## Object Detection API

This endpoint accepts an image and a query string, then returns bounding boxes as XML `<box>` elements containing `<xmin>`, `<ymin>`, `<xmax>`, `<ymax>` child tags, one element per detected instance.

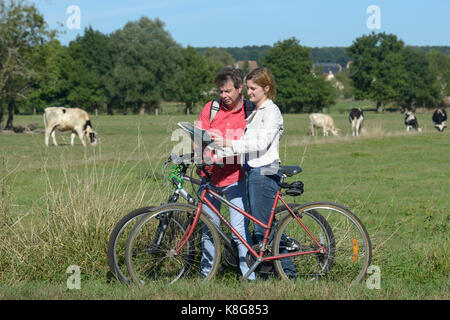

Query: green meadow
<box><xmin>0</xmin><ymin>107</ymin><xmax>448</xmax><ymax>300</ymax></box>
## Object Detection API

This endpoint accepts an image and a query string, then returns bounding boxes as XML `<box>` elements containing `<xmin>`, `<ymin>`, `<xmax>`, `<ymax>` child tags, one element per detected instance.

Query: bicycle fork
<box><xmin>148</xmin><ymin>192</ymin><xmax>181</xmax><ymax>253</ymax></box>
<box><xmin>148</xmin><ymin>212</ymin><xmax>172</xmax><ymax>253</ymax></box>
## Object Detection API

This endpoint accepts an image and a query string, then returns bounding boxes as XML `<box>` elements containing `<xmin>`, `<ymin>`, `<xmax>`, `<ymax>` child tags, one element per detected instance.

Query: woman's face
<box><xmin>246</xmin><ymin>79</ymin><xmax>268</xmax><ymax>107</ymax></box>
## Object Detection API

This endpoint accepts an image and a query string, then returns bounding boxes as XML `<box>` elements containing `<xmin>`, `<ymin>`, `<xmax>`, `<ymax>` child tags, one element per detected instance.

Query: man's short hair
<box><xmin>214</xmin><ymin>67</ymin><xmax>244</xmax><ymax>89</ymax></box>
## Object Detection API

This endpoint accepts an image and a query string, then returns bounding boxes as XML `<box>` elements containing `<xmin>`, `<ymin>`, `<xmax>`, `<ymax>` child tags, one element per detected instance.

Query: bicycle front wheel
<box><xmin>125</xmin><ymin>203</ymin><xmax>222</xmax><ymax>285</ymax></box>
<box><xmin>107</xmin><ymin>206</ymin><xmax>155</xmax><ymax>284</ymax></box>
<box><xmin>273</xmin><ymin>202</ymin><xmax>371</xmax><ymax>286</ymax></box>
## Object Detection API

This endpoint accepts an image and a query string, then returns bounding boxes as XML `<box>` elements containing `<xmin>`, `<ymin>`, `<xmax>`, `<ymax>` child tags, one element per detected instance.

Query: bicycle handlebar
<box><xmin>168</xmin><ymin>153</ymin><xmax>225</xmax><ymax>168</ymax></box>
<box><xmin>166</xmin><ymin>153</ymin><xmax>224</xmax><ymax>193</ymax></box>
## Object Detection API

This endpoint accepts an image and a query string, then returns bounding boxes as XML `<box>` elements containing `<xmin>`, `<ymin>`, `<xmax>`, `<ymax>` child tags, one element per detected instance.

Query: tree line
<box><xmin>1</xmin><ymin>1</ymin><xmax>449</xmax><ymax>129</ymax></box>
<box><xmin>199</xmin><ymin>45</ymin><xmax>450</xmax><ymax>70</ymax></box>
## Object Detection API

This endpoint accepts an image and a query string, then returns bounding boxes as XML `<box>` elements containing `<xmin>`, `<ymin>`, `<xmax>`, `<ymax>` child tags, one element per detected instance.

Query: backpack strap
<box><xmin>209</xmin><ymin>98</ymin><xmax>255</xmax><ymax>123</ymax></box>
<box><xmin>209</xmin><ymin>99</ymin><xmax>221</xmax><ymax>123</ymax></box>
<box><xmin>243</xmin><ymin>99</ymin><xmax>255</xmax><ymax>119</ymax></box>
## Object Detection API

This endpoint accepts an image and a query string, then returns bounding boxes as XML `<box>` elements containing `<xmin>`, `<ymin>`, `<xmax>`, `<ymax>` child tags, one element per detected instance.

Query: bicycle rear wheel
<box><xmin>273</xmin><ymin>202</ymin><xmax>371</xmax><ymax>286</ymax></box>
<box><xmin>125</xmin><ymin>203</ymin><xmax>222</xmax><ymax>285</ymax></box>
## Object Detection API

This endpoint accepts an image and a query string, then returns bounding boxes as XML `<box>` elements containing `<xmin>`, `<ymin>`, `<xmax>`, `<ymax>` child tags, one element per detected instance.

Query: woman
<box><xmin>213</xmin><ymin>67</ymin><xmax>296</xmax><ymax>277</ymax></box>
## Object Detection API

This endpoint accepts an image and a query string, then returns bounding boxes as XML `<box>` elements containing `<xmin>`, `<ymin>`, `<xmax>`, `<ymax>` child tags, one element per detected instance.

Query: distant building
<box><xmin>313</xmin><ymin>62</ymin><xmax>344</xmax><ymax>90</ymax></box>
<box><xmin>313</xmin><ymin>62</ymin><xmax>343</xmax><ymax>75</ymax></box>
<box><xmin>235</xmin><ymin>60</ymin><xmax>258</xmax><ymax>71</ymax></box>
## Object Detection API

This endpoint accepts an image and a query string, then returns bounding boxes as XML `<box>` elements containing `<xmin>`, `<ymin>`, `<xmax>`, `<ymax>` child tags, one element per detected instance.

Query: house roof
<box><xmin>313</xmin><ymin>62</ymin><xmax>342</xmax><ymax>74</ymax></box>
<box><xmin>235</xmin><ymin>60</ymin><xmax>258</xmax><ymax>70</ymax></box>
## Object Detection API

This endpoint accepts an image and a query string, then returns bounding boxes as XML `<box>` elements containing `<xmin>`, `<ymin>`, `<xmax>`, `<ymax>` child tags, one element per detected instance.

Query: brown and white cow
<box><xmin>43</xmin><ymin>107</ymin><xmax>98</xmax><ymax>146</ymax></box>
<box><xmin>309</xmin><ymin>113</ymin><xmax>340</xmax><ymax>136</ymax></box>
<box><xmin>349</xmin><ymin>108</ymin><xmax>364</xmax><ymax>136</ymax></box>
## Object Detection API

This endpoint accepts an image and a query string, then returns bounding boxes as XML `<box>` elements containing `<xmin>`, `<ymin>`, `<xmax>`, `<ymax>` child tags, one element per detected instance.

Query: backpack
<box><xmin>209</xmin><ymin>98</ymin><xmax>255</xmax><ymax>123</ymax></box>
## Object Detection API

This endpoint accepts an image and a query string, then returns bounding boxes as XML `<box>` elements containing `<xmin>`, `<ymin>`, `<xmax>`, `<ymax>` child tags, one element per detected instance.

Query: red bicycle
<box><xmin>125</xmin><ymin>154</ymin><xmax>372</xmax><ymax>286</ymax></box>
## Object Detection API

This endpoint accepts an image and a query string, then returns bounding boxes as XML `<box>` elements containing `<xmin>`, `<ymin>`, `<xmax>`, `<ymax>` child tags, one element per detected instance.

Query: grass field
<box><xmin>0</xmin><ymin>108</ymin><xmax>448</xmax><ymax>300</ymax></box>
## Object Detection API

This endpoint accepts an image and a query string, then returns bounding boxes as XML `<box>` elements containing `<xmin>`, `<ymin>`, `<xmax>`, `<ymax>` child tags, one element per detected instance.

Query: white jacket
<box><xmin>230</xmin><ymin>99</ymin><xmax>284</xmax><ymax>169</ymax></box>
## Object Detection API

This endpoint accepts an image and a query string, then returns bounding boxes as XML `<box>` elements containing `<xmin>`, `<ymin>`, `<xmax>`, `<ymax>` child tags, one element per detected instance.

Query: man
<box><xmin>195</xmin><ymin>67</ymin><xmax>255</xmax><ymax>280</ymax></box>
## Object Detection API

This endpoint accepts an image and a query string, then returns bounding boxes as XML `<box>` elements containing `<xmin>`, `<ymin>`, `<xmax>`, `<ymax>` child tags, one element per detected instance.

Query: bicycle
<box><xmin>124</xmin><ymin>154</ymin><xmax>372</xmax><ymax>286</ymax></box>
<box><xmin>107</xmin><ymin>154</ymin><xmax>201</xmax><ymax>283</ymax></box>
<box><xmin>107</xmin><ymin>153</ymin><xmax>242</xmax><ymax>284</ymax></box>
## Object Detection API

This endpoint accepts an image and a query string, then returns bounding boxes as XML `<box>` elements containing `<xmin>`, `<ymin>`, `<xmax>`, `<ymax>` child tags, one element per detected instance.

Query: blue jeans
<box><xmin>201</xmin><ymin>177</ymin><xmax>255</xmax><ymax>280</ymax></box>
<box><xmin>247</xmin><ymin>167</ymin><xmax>297</xmax><ymax>276</ymax></box>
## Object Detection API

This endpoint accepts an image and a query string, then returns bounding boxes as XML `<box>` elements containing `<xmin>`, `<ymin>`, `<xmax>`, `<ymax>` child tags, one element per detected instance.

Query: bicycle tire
<box><xmin>273</xmin><ymin>202</ymin><xmax>371</xmax><ymax>286</ymax></box>
<box><xmin>125</xmin><ymin>203</ymin><xmax>222</xmax><ymax>285</ymax></box>
<box><xmin>107</xmin><ymin>206</ymin><xmax>155</xmax><ymax>284</ymax></box>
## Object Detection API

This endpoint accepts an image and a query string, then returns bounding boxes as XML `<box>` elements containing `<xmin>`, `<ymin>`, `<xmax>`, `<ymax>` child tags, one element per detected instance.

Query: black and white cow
<box><xmin>432</xmin><ymin>108</ymin><xmax>447</xmax><ymax>132</ymax></box>
<box><xmin>349</xmin><ymin>108</ymin><xmax>364</xmax><ymax>136</ymax></box>
<box><xmin>404</xmin><ymin>110</ymin><xmax>422</xmax><ymax>132</ymax></box>
<box><xmin>43</xmin><ymin>107</ymin><xmax>98</xmax><ymax>146</ymax></box>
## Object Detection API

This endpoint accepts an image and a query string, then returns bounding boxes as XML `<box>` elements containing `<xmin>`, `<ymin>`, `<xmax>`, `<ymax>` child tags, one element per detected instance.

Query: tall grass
<box><xmin>0</xmin><ymin>148</ymin><xmax>168</xmax><ymax>284</ymax></box>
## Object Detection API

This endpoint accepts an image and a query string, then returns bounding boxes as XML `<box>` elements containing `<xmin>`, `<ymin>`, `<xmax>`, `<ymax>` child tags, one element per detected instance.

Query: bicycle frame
<box><xmin>174</xmin><ymin>182</ymin><xmax>328</xmax><ymax>275</ymax></box>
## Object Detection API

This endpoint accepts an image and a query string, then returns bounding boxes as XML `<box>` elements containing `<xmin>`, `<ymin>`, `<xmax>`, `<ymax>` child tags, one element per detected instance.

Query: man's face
<box><xmin>219</xmin><ymin>80</ymin><xmax>242</xmax><ymax>108</ymax></box>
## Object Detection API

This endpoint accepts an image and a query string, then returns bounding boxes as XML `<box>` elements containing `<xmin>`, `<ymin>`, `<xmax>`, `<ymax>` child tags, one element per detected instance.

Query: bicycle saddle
<box><xmin>278</xmin><ymin>165</ymin><xmax>302</xmax><ymax>177</ymax></box>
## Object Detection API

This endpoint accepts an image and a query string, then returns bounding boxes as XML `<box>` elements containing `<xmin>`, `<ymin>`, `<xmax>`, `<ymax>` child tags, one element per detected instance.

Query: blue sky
<box><xmin>31</xmin><ymin>0</ymin><xmax>450</xmax><ymax>47</ymax></box>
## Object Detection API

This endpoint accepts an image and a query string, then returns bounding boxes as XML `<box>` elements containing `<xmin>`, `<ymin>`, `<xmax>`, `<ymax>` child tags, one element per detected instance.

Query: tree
<box><xmin>240</xmin><ymin>60</ymin><xmax>250</xmax><ymax>76</ymax></box>
<box><xmin>348</xmin><ymin>32</ymin><xmax>441</xmax><ymax>111</ymax></box>
<box><xmin>24</xmin><ymin>39</ymin><xmax>74</xmax><ymax>114</ymax></box>
<box><xmin>310</xmin><ymin>47</ymin><xmax>349</xmax><ymax>67</ymax></box>
<box><xmin>397</xmin><ymin>47</ymin><xmax>440</xmax><ymax>109</ymax></box>
<box><xmin>178</xmin><ymin>46</ymin><xmax>217</xmax><ymax>114</ymax></box>
<box><xmin>65</xmin><ymin>27</ymin><xmax>112</xmax><ymax>113</ymax></box>
<box><xmin>347</xmin><ymin>32</ymin><xmax>406</xmax><ymax>111</ymax></box>
<box><xmin>106</xmin><ymin>17</ymin><xmax>183</xmax><ymax>114</ymax></box>
<box><xmin>333</xmin><ymin>70</ymin><xmax>353</xmax><ymax>99</ymax></box>
<box><xmin>202</xmin><ymin>47</ymin><xmax>234</xmax><ymax>67</ymax></box>
<box><xmin>260</xmin><ymin>38</ymin><xmax>335</xmax><ymax>113</ymax></box>
<box><xmin>427</xmin><ymin>50</ymin><xmax>450</xmax><ymax>101</ymax></box>
<box><xmin>0</xmin><ymin>0</ymin><xmax>54</xmax><ymax>128</ymax></box>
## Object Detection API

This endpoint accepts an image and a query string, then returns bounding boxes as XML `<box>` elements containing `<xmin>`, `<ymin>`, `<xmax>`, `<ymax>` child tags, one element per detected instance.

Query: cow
<box><xmin>432</xmin><ymin>108</ymin><xmax>447</xmax><ymax>132</ymax></box>
<box><xmin>43</xmin><ymin>107</ymin><xmax>98</xmax><ymax>147</ymax></box>
<box><xmin>309</xmin><ymin>113</ymin><xmax>340</xmax><ymax>136</ymax></box>
<box><xmin>404</xmin><ymin>110</ymin><xmax>422</xmax><ymax>132</ymax></box>
<box><xmin>349</xmin><ymin>108</ymin><xmax>364</xmax><ymax>136</ymax></box>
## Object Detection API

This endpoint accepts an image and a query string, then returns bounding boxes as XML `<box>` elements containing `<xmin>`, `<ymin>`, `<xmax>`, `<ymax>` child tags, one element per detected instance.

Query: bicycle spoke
<box><xmin>273</xmin><ymin>203</ymin><xmax>371</xmax><ymax>286</ymax></box>
<box><xmin>126</xmin><ymin>204</ymin><xmax>221</xmax><ymax>285</ymax></box>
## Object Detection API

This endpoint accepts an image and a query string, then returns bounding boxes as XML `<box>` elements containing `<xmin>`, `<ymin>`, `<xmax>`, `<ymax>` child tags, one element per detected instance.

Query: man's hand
<box><xmin>210</xmin><ymin>133</ymin><xmax>232</xmax><ymax>148</ymax></box>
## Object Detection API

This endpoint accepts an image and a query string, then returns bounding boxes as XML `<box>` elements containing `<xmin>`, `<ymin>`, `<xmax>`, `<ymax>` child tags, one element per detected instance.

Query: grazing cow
<box><xmin>432</xmin><ymin>108</ymin><xmax>447</xmax><ymax>132</ymax></box>
<box><xmin>404</xmin><ymin>110</ymin><xmax>422</xmax><ymax>132</ymax></box>
<box><xmin>309</xmin><ymin>113</ymin><xmax>340</xmax><ymax>136</ymax></box>
<box><xmin>43</xmin><ymin>107</ymin><xmax>98</xmax><ymax>146</ymax></box>
<box><xmin>349</xmin><ymin>108</ymin><xmax>364</xmax><ymax>136</ymax></box>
